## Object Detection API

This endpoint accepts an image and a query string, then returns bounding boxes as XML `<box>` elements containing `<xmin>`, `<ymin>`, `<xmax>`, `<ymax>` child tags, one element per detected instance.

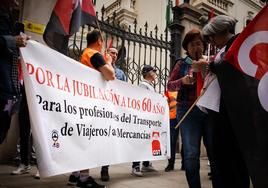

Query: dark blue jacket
<box><xmin>0</xmin><ymin>9</ymin><xmax>19</xmax><ymax>100</ymax></box>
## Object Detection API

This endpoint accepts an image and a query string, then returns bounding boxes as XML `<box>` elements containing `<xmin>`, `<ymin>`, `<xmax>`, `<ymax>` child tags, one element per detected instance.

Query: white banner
<box><xmin>196</xmin><ymin>73</ymin><xmax>220</xmax><ymax>112</ymax></box>
<box><xmin>20</xmin><ymin>41</ymin><xmax>170</xmax><ymax>178</ymax></box>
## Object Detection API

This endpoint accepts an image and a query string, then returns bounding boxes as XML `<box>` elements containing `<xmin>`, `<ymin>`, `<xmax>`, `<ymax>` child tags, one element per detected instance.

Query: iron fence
<box><xmin>68</xmin><ymin>9</ymin><xmax>171</xmax><ymax>93</ymax></box>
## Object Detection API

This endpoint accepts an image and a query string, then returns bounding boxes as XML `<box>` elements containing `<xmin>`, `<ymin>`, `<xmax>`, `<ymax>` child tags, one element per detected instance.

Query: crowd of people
<box><xmin>0</xmin><ymin>0</ymin><xmax>252</xmax><ymax>188</ymax></box>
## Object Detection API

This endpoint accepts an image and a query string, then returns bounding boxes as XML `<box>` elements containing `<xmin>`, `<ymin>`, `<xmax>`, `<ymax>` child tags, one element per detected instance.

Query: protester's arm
<box><xmin>192</xmin><ymin>59</ymin><xmax>209</xmax><ymax>78</ymax></box>
<box><xmin>167</xmin><ymin>61</ymin><xmax>194</xmax><ymax>91</ymax></box>
<box><xmin>91</xmin><ymin>53</ymin><xmax>115</xmax><ymax>81</ymax></box>
<box><xmin>99</xmin><ymin>64</ymin><xmax>116</xmax><ymax>81</ymax></box>
<box><xmin>0</xmin><ymin>35</ymin><xmax>16</xmax><ymax>52</ymax></box>
<box><xmin>167</xmin><ymin>62</ymin><xmax>182</xmax><ymax>91</ymax></box>
<box><xmin>0</xmin><ymin>34</ymin><xmax>30</xmax><ymax>52</ymax></box>
<box><xmin>192</xmin><ymin>59</ymin><xmax>209</xmax><ymax>72</ymax></box>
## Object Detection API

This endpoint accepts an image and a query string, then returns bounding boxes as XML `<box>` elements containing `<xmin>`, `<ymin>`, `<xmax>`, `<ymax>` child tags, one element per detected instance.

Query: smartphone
<box><xmin>184</xmin><ymin>56</ymin><xmax>193</xmax><ymax>65</ymax></box>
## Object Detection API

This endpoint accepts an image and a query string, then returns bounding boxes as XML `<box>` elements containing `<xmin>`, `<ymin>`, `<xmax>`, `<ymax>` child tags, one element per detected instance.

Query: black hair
<box><xmin>229</xmin><ymin>26</ymin><xmax>236</xmax><ymax>34</ymax></box>
<box><xmin>182</xmin><ymin>29</ymin><xmax>206</xmax><ymax>54</ymax></box>
<box><xmin>86</xmin><ymin>29</ymin><xmax>102</xmax><ymax>46</ymax></box>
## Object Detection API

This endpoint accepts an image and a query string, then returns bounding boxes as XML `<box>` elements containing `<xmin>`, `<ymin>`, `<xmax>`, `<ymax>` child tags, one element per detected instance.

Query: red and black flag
<box><xmin>43</xmin><ymin>0</ymin><xmax>96</xmax><ymax>54</ymax></box>
<box><xmin>222</xmin><ymin>5</ymin><xmax>268</xmax><ymax>188</ymax></box>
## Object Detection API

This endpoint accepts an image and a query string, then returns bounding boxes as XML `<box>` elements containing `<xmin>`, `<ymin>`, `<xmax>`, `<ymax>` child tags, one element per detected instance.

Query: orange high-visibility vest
<box><xmin>80</xmin><ymin>48</ymin><xmax>99</xmax><ymax>69</ymax></box>
<box><xmin>80</xmin><ymin>48</ymin><xmax>110</xmax><ymax>69</ymax></box>
<box><xmin>167</xmin><ymin>91</ymin><xmax>178</xmax><ymax>119</ymax></box>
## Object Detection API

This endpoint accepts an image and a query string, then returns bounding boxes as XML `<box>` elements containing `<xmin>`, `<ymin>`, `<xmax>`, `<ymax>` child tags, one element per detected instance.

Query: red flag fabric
<box><xmin>106</xmin><ymin>37</ymin><xmax>113</xmax><ymax>49</ymax></box>
<box><xmin>43</xmin><ymin>0</ymin><xmax>96</xmax><ymax>54</ymax></box>
<box><xmin>225</xmin><ymin>5</ymin><xmax>268</xmax><ymax>80</ymax></box>
<box><xmin>209</xmin><ymin>8</ymin><xmax>215</xmax><ymax>19</ymax></box>
<box><xmin>196</xmin><ymin>72</ymin><xmax>203</xmax><ymax>96</ymax></box>
<box><xmin>222</xmin><ymin>5</ymin><xmax>268</xmax><ymax>188</ymax></box>
<box><xmin>176</xmin><ymin>0</ymin><xmax>180</xmax><ymax>6</ymax></box>
<box><xmin>225</xmin><ymin>4</ymin><xmax>268</xmax><ymax>112</ymax></box>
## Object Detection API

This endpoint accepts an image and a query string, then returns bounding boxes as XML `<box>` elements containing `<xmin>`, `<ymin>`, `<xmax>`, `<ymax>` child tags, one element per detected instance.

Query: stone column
<box><xmin>169</xmin><ymin>6</ymin><xmax>184</xmax><ymax>70</ymax></box>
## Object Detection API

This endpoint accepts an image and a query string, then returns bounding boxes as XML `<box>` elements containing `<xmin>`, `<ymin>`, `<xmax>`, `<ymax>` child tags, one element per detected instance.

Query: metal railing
<box><xmin>68</xmin><ymin>9</ymin><xmax>171</xmax><ymax>93</ymax></box>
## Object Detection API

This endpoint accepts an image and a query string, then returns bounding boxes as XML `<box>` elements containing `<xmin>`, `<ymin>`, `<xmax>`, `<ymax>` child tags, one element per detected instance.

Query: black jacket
<box><xmin>0</xmin><ymin>8</ymin><xmax>19</xmax><ymax>100</ymax></box>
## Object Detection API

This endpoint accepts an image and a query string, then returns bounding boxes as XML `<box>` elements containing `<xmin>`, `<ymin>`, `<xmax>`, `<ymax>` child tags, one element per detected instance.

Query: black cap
<box><xmin>142</xmin><ymin>65</ymin><xmax>157</xmax><ymax>75</ymax></box>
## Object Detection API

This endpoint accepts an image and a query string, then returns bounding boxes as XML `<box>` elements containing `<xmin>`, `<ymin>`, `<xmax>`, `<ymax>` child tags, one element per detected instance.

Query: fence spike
<box><xmin>134</xmin><ymin>18</ymin><xmax>137</xmax><ymax>33</ymax></box>
<box><xmin>154</xmin><ymin>25</ymin><xmax>158</xmax><ymax>39</ymax></box>
<box><xmin>164</xmin><ymin>28</ymin><xmax>168</xmax><ymax>41</ymax></box>
<box><xmin>144</xmin><ymin>22</ymin><xmax>148</xmax><ymax>36</ymax></box>
<box><xmin>101</xmin><ymin>5</ymin><xmax>105</xmax><ymax>21</ymax></box>
<box><xmin>112</xmin><ymin>11</ymin><xmax>116</xmax><ymax>26</ymax></box>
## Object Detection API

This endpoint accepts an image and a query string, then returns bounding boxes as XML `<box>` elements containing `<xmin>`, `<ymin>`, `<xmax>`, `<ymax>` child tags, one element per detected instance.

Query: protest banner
<box><xmin>20</xmin><ymin>40</ymin><xmax>170</xmax><ymax>178</ymax></box>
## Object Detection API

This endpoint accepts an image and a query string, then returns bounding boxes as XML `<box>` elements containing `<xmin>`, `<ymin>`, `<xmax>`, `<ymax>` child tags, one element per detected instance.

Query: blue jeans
<box><xmin>178</xmin><ymin>106</ymin><xmax>213</xmax><ymax>188</ymax></box>
<box><xmin>168</xmin><ymin>118</ymin><xmax>180</xmax><ymax>166</ymax></box>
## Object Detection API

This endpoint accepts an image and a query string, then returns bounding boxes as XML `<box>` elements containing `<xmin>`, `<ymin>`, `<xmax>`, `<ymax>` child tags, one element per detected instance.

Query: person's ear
<box><xmin>97</xmin><ymin>38</ymin><xmax>102</xmax><ymax>46</ymax></box>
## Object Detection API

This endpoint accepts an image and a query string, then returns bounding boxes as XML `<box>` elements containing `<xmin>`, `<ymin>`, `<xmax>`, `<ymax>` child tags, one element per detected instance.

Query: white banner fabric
<box><xmin>20</xmin><ymin>41</ymin><xmax>170</xmax><ymax>178</ymax></box>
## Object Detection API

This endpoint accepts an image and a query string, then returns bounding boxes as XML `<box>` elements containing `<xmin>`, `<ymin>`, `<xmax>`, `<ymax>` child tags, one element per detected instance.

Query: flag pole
<box><xmin>95</xmin><ymin>19</ymin><xmax>105</xmax><ymax>45</ymax></box>
<box><xmin>175</xmin><ymin>69</ymin><xmax>216</xmax><ymax>130</ymax></box>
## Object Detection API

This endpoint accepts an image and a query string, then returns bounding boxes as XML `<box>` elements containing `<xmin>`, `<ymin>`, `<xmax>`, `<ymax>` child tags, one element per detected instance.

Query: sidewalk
<box><xmin>0</xmin><ymin>158</ymin><xmax>212</xmax><ymax>188</ymax></box>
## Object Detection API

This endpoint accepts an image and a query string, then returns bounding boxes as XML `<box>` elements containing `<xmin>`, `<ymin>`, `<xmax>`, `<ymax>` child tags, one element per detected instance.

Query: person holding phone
<box><xmin>167</xmin><ymin>29</ymin><xmax>217</xmax><ymax>188</ymax></box>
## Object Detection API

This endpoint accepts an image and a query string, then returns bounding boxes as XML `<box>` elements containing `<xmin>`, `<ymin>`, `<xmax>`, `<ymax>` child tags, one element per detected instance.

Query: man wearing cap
<box><xmin>139</xmin><ymin>65</ymin><xmax>157</xmax><ymax>91</ymax></box>
<box><xmin>131</xmin><ymin>65</ymin><xmax>157</xmax><ymax>177</ymax></box>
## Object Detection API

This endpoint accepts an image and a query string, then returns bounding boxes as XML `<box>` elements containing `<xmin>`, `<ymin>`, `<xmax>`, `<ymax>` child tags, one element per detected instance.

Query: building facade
<box><xmin>0</xmin><ymin>0</ymin><xmax>265</xmax><ymax>162</ymax></box>
<box><xmin>97</xmin><ymin>0</ymin><xmax>264</xmax><ymax>30</ymax></box>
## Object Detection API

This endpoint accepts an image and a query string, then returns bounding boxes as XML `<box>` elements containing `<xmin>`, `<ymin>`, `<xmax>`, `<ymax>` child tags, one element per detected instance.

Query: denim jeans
<box><xmin>168</xmin><ymin>118</ymin><xmax>180</xmax><ymax>166</ymax></box>
<box><xmin>178</xmin><ymin>106</ymin><xmax>213</xmax><ymax>188</ymax></box>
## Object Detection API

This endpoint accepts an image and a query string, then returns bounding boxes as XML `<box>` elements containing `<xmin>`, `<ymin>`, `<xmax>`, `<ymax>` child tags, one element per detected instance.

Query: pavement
<box><xmin>0</xmin><ymin>158</ymin><xmax>213</xmax><ymax>188</ymax></box>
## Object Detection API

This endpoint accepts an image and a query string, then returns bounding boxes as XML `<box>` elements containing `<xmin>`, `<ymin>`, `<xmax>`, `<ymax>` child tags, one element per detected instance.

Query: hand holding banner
<box><xmin>20</xmin><ymin>40</ymin><xmax>170</xmax><ymax>178</ymax></box>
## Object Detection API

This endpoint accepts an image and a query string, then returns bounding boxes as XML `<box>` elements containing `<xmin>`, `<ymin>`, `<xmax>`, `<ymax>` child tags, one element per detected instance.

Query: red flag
<box><xmin>209</xmin><ymin>8</ymin><xmax>215</xmax><ymax>19</ymax></box>
<box><xmin>225</xmin><ymin>4</ymin><xmax>268</xmax><ymax>112</ymax></box>
<box><xmin>225</xmin><ymin>5</ymin><xmax>268</xmax><ymax>80</ymax></box>
<box><xmin>106</xmin><ymin>37</ymin><xmax>113</xmax><ymax>49</ymax></box>
<box><xmin>176</xmin><ymin>0</ymin><xmax>180</xmax><ymax>6</ymax></box>
<box><xmin>43</xmin><ymin>0</ymin><xmax>96</xmax><ymax>54</ymax></box>
<box><xmin>222</xmin><ymin>5</ymin><xmax>268</xmax><ymax>188</ymax></box>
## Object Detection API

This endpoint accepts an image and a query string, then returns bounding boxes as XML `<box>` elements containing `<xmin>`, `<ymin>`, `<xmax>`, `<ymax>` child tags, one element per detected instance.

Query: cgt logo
<box><xmin>152</xmin><ymin>131</ymin><xmax>161</xmax><ymax>156</ymax></box>
<box><xmin>52</xmin><ymin>130</ymin><xmax>60</xmax><ymax>148</ymax></box>
<box><xmin>237</xmin><ymin>31</ymin><xmax>268</xmax><ymax>112</ymax></box>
